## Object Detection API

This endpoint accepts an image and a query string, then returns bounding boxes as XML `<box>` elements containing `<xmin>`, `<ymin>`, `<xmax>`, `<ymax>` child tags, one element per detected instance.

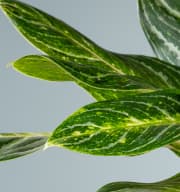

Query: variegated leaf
<box><xmin>48</xmin><ymin>90</ymin><xmax>180</xmax><ymax>156</ymax></box>
<box><xmin>1</xmin><ymin>0</ymin><xmax>180</xmax><ymax>158</ymax></box>
<box><xmin>13</xmin><ymin>55</ymin><xmax>156</xmax><ymax>100</ymax></box>
<box><xmin>115</xmin><ymin>54</ymin><xmax>180</xmax><ymax>89</ymax></box>
<box><xmin>0</xmin><ymin>132</ymin><xmax>49</xmax><ymax>161</ymax></box>
<box><xmin>2</xmin><ymin>0</ymin><xmax>180</xmax><ymax>99</ymax></box>
<box><xmin>0</xmin><ymin>0</ymin><xmax>130</xmax><ymax>75</ymax></box>
<box><xmin>138</xmin><ymin>0</ymin><xmax>180</xmax><ymax>66</ymax></box>
<box><xmin>13</xmin><ymin>54</ymin><xmax>180</xmax><ymax>100</ymax></box>
<box><xmin>0</xmin><ymin>0</ymin><xmax>154</xmax><ymax>101</ymax></box>
<box><xmin>97</xmin><ymin>173</ymin><xmax>180</xmax><ymax>192</ymax></box>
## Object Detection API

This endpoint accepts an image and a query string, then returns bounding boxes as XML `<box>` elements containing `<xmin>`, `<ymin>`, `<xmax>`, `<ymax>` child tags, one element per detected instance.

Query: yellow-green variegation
<box><xmin>0</xmin><ymin>0</ymin><xmax>129</xmax><ymax>75</ymax></box>
<box><xmin>1</xmin><ymin>0</ymin><xmax>180</xmax><ymax>100</ymax></box>
<box><xmin>12</xmin><ymin>54</ymin><xmax>180</xmax><ymax>100</ymax></box>
<box><xmin>12</xmin><ymin>55</ymin><xmax>155</xmax><ymax>100</ymax></box>
<box><xmin>0</xmin><ymin>0</ymin><xmax>180</xmax><ymax>160</ymax></box>
<box><xmin>48</xmin><ymin>90</ymin><xmax>180</xmax><ymax>156</ymax></box>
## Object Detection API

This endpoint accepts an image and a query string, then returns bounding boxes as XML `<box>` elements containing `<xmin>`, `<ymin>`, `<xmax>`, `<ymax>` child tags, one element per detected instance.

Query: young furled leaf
<box><xmin>48</xmin><ymin>90</ymin><xmax>180</xmax><ymax>156</ymax></box>
<box><xmin>97</xmin><ymin>173</ymin><xmax>180</xmax><ymax>192</ymax></box>
<box><xmin>0</xmin><ymin>132</ymin><xmax>49</xmax><ymax>161</ymax></box>
<box><xmin>138</xmin><ymin>0</ymin><xmax>180</xmax><ymax>66</ymax></box>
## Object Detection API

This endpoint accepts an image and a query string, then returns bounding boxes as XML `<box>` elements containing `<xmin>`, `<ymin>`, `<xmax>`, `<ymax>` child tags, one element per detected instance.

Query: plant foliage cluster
<box><xmin>0</xmin><ymin>0</ymin><xmax>179</xmax><ymax>191</ymax></box>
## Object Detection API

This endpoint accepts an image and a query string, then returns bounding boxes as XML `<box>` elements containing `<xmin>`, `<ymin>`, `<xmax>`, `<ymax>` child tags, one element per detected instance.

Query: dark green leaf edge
<box><xmin>97</xmin><ymin>172</ymin><xmax>180</xmax><ymax>192</ymax></box>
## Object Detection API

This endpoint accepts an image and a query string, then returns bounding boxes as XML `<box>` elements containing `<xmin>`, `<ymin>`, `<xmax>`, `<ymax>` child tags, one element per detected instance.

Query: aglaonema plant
<box><xmin>0</xmin><ymin>0</ymin><xmax>179</xmax><ymax>191</ymax></box>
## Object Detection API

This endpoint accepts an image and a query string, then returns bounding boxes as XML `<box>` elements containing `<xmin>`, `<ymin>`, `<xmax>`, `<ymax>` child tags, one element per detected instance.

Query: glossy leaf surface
<box><xmin>13</xmin><ymin>53</ymin><xmax>180</xmax><ymax>100</ymax></box>
<box><xmin>1</xmin><ymin>0</ymin><xmax>180</xmax><ymax>159</ymax></box>
<box><xmin>0</xmin><ymin>132</ymin><xmax>49</xmax><ymax>161</ymax></box>
<box><xmin>12</xmin><ymin>55</ymin><xmax>155</xmax><ymax>100</ymax></box>
<box><xmin>97</xmin><ymin>173</ymin><xmax>180</xmax><ymax>192</ymax></box>
<box><xmin>0</xmin><ymin>0</ymin><xmax>129</xmax><ymax>75</ymax></box>
<box><xmin>2</xmin><ymin>0</ymin><xmax>180</xmax><ymax>100</ymax></box>
<box><xmin>0</xmin><ymin>0</ymin><xmax>155</xmax><ymax>101</ymax></box>
<box><xmin>115</xmin><ymin>54</ymin><xmax>180</xmax><ymax>90</ymax></box>
<box><xmin>139</xmin><ymin>0</ymin><xmax>180</xmax><ymax>66</ymax></box>
<box><xmin>48</xmin><ymin>90</ymin><xmax>180</xmax><ymax>156</ymax></box>
<box><xmin>13</xmin><ymin>55</ymin><xmax>73</xmax><ymax>81</ymax></box>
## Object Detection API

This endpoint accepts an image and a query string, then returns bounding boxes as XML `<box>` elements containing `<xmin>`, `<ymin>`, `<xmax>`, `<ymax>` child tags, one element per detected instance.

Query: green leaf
<box><xmin>114</xmin><ymin>54</ymin><xmax>180</xmax><ymax>90</ymax></box>
<box><xmin>2</xmin><ymin>0</ymin><xmax>180</xmax><ymax>100</ymax></box>
<box><xmin>138</xmin><ymin>0</ymin><xmax>180</xmax><ymax>66</ymax></box>
<box><xmin>0</xmin><ymin>132</ymin><xmax>49</xmax><ymax>161</ymax></box>
<box><xmin>13</xmin><ymin>55</ymin><xmax>73</xmax><ymax>81</ymax></box>
<box><xmin>0</xmin><ymin>0</ymin><xmax>131</xmax><ymax>75</ymax></box>
<box><xmin>12</xmin><ymin>55</ymin><xmax>155</xmax><ymax>100</ymax></box>
<box><xmin>97</xmin><ymin>173</ymin><xmax>180</xmax><ymax>192</ymax></box>
<box><xmin>1</xmin><ymin>0</ymin><xmax>180</xmax><ymax>158</ymax></box>
<box><xmin>13</xmin><ymin>53</ymin><xmax>180</xmax><ymax>100</ymax></box>
<box><xmin>1</xmin><ymin>0</ymin><xmax>156</xmax><ymax>100</ymax></box>
<box><xmin>12</xmin><ymin>54</ymin><xmax>180</xmax><ymax>90</ymax></box>
<box><xmin>48</xmin><ymin>90</ymin><xmax>180</xmax><ymax>156</ymax></box>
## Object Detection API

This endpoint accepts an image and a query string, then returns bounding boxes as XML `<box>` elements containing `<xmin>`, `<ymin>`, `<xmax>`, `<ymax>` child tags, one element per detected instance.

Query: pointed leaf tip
<box><xmin>13</xmin><ymin>55</ymin><xmax>73</xmax><ymax>82</ymax></box>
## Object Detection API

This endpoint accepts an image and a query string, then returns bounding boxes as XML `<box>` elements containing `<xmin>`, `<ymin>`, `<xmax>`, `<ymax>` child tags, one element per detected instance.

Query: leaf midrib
<box><xmin>59</xmin><ymin>119</ymin><xmax>180</xmax><ymax>136</ymax></box>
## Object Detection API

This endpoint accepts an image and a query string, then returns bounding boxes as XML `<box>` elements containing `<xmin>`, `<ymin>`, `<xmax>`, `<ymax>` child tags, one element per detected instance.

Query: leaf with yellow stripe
<box><xmin>2</xmin><ymin>0</ymin><xmax>180</xmax><ymax>100</ymax></box>
<box><xmin>0</xmin><ymin>0</ymin><xmax>130</xmax><ymax>75</ymax></box>
<box><xmin>12</xmin><ymin>54</ymin><xmax>180</xmax><ymax>100</ymax></box>
<box><xmin>12</xmin><ymin>55</ymin><xmax>156</xmax><ymax>100</ymax></box>
<box><xmin>1</xmin><ymin>0</ymin><xmax>180</xmax><ymax>159</ymax></box>
<box><xmin>48</xmin><ymin>90</ymin><xmax>180</xmax><ymax>156</ymax></box>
